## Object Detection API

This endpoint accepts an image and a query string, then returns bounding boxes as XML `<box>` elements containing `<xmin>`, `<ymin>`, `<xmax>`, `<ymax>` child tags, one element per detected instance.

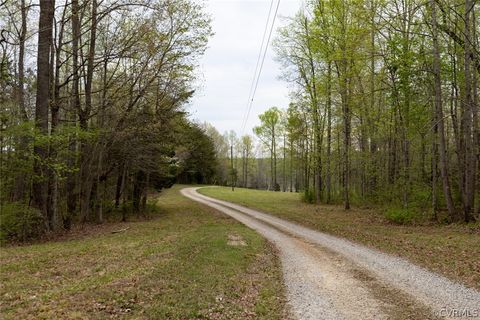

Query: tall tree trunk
<box><xmin>274</xmin><ymin>133</ymin><xmax>277</xmax><ymax>189</ymax></box>
<box><xmin>79</xmin><ymin>0</ymin><xmax>98</xmax><ymax>222</ymax></box>
<box><xmin>432</xmin><ymin>113</ymin><xmax>438</xmax><ymax>219</ymax></box>
<box><xmin>290</xmin><ymin>140</ymin><xmax>293</xmax><ymax>192</ymax></box>
<box><xmin>47</xmin><ymin>6</ymin><xmax>67</xmax><ymax>231</ymax></box>
<box><xmin>115</xmin><ymin>164</ymin><xmax>125</xmax><ymax>209</ymax></box>
<box><xmin>231</xmin><ymin>145</ymin><xmax>235</xmax><ymax>190</ymax></box>
<box><xmin>133</xmin><ymin>171</ymin><xmax>145</xmax><ymax>215</ymax></box>
<box><xmin>401</xmin><ymin>84</ymin><xmax>410</xmax><ymax>208</ymax></box>
<box><xmin>431</xmin><ymin>0</ymin><xmax>456</xmax><ymax>219</ymax></box>
<box><xmin>368</xmin><ymin>0</ymin><xmax>377</xmax><ymax>194</ymax></box>
<box><xmin>141</xmin><ymin>172</ymin><xmax>150</xmax><ymax>214</ymax></box>
<box><xmin>66</xmin><ymin>0</ymin><xmax>81</xmax><ymax>227</ymax></box>
<box><xmin>359</xmin><ymin>115</ymin><xmax>367</xmax><ymax>197</ymax></box>
<box><xmin>12</xmin><ymin>0</ymin><xmax>28</xmax><ymax>201</ymax></box>
<box><xmin>121</xmin><ymin>166</ymin><xmax>128</xmax><ymax>222</ymax></box>
<box><xmin>303</xmin><ymin>17</ymin><xmax>322</xmax><ymax>202</ymax></box>
<box><xmin>344</xmin><ymin>80</ymin><xmax>351</xmax><ymax>210</ymax></box>
<box><xmin>33</xmin><ymin>0</ymin><xmax>55</xmax><ymax>226</ymax></box>
<box><xmin>283</xmin><ymin>134</ymin><xmax>286</xmax><ymax>192</ymax></box>
<box><xmin>336</xmin><ymin>55</ymin><xmax>351</xmax><ymax>210</ymax></box>
<box><xmin>462</xmin><ymin>0</ymin><xmax>476</xmax><ymax>222</ymax></box>
<box><xmin>95</xmin><ymin>149</ymin><xmax>104</xmax><ymax>223</ymax></box>
<box><xmin>472</xmin><ymin>7</ymin><xmax>479</xmax><ymax>215</ymax></box>
<box><xmin>245</xmin><ymin>145</ymin><xmax>249</xmax><ymax>188</ymax></box>
<box><xmin>241</xmin><ymin>149</ymin><xmax>245</xmax><ymax>187</ymax></box>
<box><xmin>82</xmin><ymin>0</ymin><xmax>97</xmax><ymax>128</ymax></box>
<box><xmin>326</xmin><ymin>62</ymin><xmax>332</xmax><ymax>203</ymax></box>
<box><xmin>304</xmin><ymin>133</ymin><xmax>309</xmax><ymax>189</ymax></box>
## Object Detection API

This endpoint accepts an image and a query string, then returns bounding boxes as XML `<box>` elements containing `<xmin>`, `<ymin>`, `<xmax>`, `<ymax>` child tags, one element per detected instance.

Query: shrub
<box><xmin>0</xmin><ymin>203</ymin><xmax>44</xmax><ymax>242</ymax></box>
<box><xmin>384</xmin><ymin>208</ymin><xmax>418</xmax><ymax>225</ymax></box>
<box><xmin>409</xmin><ymin>184</ymin><xmax>432</xmax><ymax>210</ymax></box>
<box><xmin>301</xmin><ymin>188</ymin><xmax>315</xmax><ymax>204</ymax></box>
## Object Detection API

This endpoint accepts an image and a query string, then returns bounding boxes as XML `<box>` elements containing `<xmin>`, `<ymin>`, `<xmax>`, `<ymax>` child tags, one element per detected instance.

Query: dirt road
<box><xmin>181</xmin><ymin>187</ymin><xmax>480</xmax><ymax>320</ymax></box>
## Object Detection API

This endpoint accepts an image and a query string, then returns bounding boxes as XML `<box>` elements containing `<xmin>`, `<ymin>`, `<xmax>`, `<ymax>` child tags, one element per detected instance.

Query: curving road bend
<box><xmin>181</xmin><ymin>187</ymin><xmax>480</xmax><ymax>320</ymax></box>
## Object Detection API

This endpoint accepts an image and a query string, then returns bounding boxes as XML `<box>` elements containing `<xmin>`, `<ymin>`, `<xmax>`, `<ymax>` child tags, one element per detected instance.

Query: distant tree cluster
<box><xmin>0</xmin><ymin>0</ymin><xmax>213</xmax><ymax>240</ymax></box>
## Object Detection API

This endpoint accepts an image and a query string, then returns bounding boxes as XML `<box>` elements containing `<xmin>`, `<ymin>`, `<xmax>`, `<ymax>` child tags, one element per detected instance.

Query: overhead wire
<box><xmin>240</xmin><ymin>0</ymin><xmax>275</xmax><ymax>133</ymax></box>
<box><xmin>240</xmin><ymin>0</ymin><xmax>281</xmax><ymax>135</ymax></box>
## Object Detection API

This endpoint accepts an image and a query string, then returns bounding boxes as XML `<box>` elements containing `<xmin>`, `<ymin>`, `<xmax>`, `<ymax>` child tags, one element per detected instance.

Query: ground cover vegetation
<box><xmin>0</xmin><ymin>186</ymin><xmax>286</xmax><ymax>319</ymax></box>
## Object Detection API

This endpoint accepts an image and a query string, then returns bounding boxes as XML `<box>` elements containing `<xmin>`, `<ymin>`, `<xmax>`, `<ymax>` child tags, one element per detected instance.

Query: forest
<box><xmin>1</xmin><ymin>0</ymin><xmax>479</xmax><ymax>243</ymax></box>
<box><xmin>207</xmin><ymin>0</ymin><xmax>479</xmax><ymax>223</ymax></box>
<box><xmin>0</xmin><ymin>0</ymin><xmax>479</xmax><ymax>318</ymax></box>
<box><xmin>0</xmin><ymin>0</ymin><xmax>216</xmax><ymax>241</ymax></box>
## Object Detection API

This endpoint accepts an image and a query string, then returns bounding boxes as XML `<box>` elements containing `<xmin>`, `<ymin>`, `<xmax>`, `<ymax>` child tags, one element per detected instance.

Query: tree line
<box><xmin>208</xmin><ymin>0</ymin><xmax>479</xmax><ymax>223</ymax></box>
<box><xmin>0</xmin><ymin>0</ymin><xmax>214</xmax><ymax>240</ymax></box>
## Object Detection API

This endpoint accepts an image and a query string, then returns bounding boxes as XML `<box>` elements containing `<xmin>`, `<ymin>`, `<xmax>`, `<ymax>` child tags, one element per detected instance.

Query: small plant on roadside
<box><xmin>0</xmin><ymin>203</ymin><xmax>44</xmax><ymax>242</ymax></box>
<box><xmin>301</xmin><ymin>188</ymin><xmax>315</xmax><ymax>204</ymax></box>
<box><xmin>384</xmin><ymin>208</ymin><xmax>418</xmax><ymax>225</ymax></box>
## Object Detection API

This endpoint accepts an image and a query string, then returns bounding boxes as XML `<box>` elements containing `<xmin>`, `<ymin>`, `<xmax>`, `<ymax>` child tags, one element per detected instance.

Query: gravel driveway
<box><xmin>181</xmin><ymin>187</ymin><xmax>480</xmax><ymax>320</ymax></box>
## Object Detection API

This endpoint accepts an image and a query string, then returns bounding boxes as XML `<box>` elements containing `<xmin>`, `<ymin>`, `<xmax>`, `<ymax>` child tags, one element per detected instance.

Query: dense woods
<box><xmin>0</xmin><ymin>0</ymin><xmax>214</xmax><ymax>240</ymax></box>
<box><xmin>1</xmin><ymin>2</ymin><xmax>479</xmax><ymax>319</ymax></box>
<box><xmin>1</xmin><ymin>0</ymin><xmax>479</xmax><ymax>242</ymax></box>
<box><xmin>209</xmin><ymin>0</ymin><xmax>479</xmax><ymax>223</ymax></box>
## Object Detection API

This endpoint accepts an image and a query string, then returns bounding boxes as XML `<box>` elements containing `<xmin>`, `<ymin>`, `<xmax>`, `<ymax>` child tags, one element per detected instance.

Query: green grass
<box><xmin>198</xmin><ymin>186</ymin><xmax>480</xmax><ymax>291</ymax></box>
<box><xmin>0</xmin><ymin>185</ymin><xmax>286</xmax><ymax>319</ymax></box>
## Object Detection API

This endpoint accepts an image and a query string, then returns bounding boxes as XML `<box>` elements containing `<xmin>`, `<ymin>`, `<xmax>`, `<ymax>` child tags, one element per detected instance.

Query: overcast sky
<box><xmin>188</xmin><ymin>0</ymin><xmax>302</xmax><ymax>136</ymax></box>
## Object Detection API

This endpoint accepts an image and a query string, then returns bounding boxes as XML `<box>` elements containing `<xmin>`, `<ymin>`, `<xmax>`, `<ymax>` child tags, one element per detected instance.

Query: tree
<box><xmin>32</xmin><ymin>0</ymin><xmax>55</xmax><ymax>227</ymax></box>
<box><xmin>254</xmin><ymin>107</ymin><xmax>282</xmax><ymax>191</ymax></box>
<box><xmin>240</xmin><ymin>135</ymin><xmax>254</xmax><ymax>188</ymax></box>
<box><xmin>430</xmin><ymin>0</ymin><xmax>455</xmax><ymax>219</ymax></box>
<box><xmin>176</xmin><ymin>123</ymin><xmax>217</xmax><ymax>185</ymax></box>
<box><xmin>0</xmin><ymin>0</ymin><xmax>213</xmax><ymax>240</ymax></box>
<box><xmin>224</xmin><ymin>130</ymin><xmax>238</xmax><ymax>188</ymax></box>
<box><xmin>269</xmin><ymin>0</ymin><xmax>478</xmax><ymax>220</ymax></box>
<box><xmin>284</xmin><ymin>103</ymin><xmax>303</xmax><ymax>192</ymax></box>
<box><xmin>201</xmin><ymin>122</ymin><xmax>229</xmax><ymax>185</ymax></box>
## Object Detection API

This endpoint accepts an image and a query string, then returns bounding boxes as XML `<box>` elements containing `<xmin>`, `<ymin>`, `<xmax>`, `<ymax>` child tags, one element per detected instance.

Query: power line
<box><xmin>240</xmin><ymin>0</ymin><xmax>275</xmax><ymax>133</ymax></box>
<box><xmin>241</xmin><ymin>0</ymin><xmax>281</xmax><ymax>135</ymax></box>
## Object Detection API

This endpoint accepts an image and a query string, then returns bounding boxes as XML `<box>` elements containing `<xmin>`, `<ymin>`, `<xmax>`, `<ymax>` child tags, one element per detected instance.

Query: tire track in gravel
<box><xmin>181</xmin><ymin>187</ymin><xmax>480</xmax><ymax>320</ymax></box>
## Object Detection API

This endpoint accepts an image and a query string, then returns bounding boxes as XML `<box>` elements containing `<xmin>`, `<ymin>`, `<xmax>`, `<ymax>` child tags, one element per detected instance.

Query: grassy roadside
<box><xmin>198</xmin><ymin>186</ymin><xmax>480</xmax><ymax>291</ymax></box>
<box><xmin>0</xmin><ymin>185</ymin><xmax>286</xmax><ymax>319</ymax></box>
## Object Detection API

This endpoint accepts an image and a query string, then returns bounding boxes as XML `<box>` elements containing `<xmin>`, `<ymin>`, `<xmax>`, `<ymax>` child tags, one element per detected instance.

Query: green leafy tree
<box><xmin>254</xmin><ymin>107</ymin><xmax>282</xmax><ymax>191</ymax></box>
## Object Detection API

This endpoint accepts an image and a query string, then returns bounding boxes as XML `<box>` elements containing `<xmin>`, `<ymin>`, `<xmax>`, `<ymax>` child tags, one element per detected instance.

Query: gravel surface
<box><xmin>181</xmin><ymin>187</ymin><xmax>480</xmax><ymax>320</ymax></box>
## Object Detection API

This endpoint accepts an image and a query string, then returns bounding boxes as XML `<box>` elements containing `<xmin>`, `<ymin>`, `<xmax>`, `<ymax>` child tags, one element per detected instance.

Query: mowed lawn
<box><xmin>0</xmin><ymin>185</ymin><xmax>285</xmax><ymax>320</ymax></box>
<box><xmin>198</xmin><ymin>186</ymin><xmax>480</xmax><ymax>291</ymax></box>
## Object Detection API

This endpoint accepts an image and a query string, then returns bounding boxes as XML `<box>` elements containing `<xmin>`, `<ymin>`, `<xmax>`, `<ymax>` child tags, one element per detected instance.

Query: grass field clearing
<box><xmin>0</xmin><ymin>186</ymin><xmax>286</xmax><ymax>319</ymax></box>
